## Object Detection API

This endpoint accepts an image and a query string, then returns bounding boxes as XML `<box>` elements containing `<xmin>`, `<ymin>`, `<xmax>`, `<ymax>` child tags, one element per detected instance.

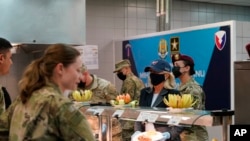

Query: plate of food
<box><xmin>132</xmin><ymin>131</ymin><xmax>163</xmax><ymax>141</ymax></box>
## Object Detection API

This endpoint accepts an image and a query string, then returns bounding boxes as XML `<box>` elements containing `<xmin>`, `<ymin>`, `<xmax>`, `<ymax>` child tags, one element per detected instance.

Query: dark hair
<box><xmin>0</xmin><ymin>37</ymin><xmax>13</xmax><ymax>53</ymax></box>
<box><xmin>18</xmin><ymin>43</ymin><xmax>81</xmax><ymax>104</ymax></box>
<box><xmin>183</xmin><ymin>60</ymin><xmax>195</xmax><ymax>75</ymax></box>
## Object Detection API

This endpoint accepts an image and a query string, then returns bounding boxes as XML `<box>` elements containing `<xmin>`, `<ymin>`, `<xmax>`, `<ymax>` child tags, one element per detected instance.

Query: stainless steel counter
<box><xmin>79</xmin><ymin>105</ymin><xmax>234</xmax><ymax>141</ymax></box>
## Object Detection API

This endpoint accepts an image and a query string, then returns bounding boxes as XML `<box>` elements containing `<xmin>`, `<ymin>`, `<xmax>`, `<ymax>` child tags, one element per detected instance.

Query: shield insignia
<box><xmin>215</xmin><ymin>31</ymin><xmax>226</xmax><ymax>51</ymax></box>
<box><xmin>158</xmin><ymin>39</ymin><xmax>168</xmax><ymax>59</ymax></box>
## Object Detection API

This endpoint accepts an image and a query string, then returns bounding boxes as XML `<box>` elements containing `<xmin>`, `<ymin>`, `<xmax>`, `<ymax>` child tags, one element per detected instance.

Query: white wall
<box><xmin>85</xmin><ymin>0</ymin><xmax>250</xmax><ymax>83</ymax></box>
<box><xmin>236</xmin><ymin>21</ymin><xmax>250</xmax><ymax>60</ymax></box>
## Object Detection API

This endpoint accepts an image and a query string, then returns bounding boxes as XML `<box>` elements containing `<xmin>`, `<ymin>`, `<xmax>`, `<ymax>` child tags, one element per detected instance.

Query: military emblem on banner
<box><xmin>125</xmin><ymin>43</ymin><xmax>132</xmax><ymax>58</ymax></box>
<box><xmin>158</xmin><ymin>39</ymin><xmax>168</xmax><ymax>59</ymax></box>
<box><xmin>172</xmin><ymin>53</ymin><xmax>180</xmax><ymax>62</ymax></box>
<box><xmin>170</xmin><ymin>37</ymin><xmax>180</xmax><ymax>55</ymax></box>
<box><xmin>215</xmin><ymin>30</ymin><xmax>226</xmax><ymax>51</ymax></box>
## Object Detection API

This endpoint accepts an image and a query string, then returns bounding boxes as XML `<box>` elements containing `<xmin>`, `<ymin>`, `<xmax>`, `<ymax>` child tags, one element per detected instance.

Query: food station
<box><xmin>75</xmin><ymin>104</ymin><xmax>233</xmax><ymax>141</ymax></box>
<box><xmin>72</xmin><ymin>90</ymin><xmax>234</xmax><ymax>141</ymax></box>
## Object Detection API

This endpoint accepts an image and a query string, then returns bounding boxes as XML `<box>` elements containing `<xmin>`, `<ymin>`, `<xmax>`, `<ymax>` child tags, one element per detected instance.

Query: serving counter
<box><xmin>78</xmin><ymin>105</ymin><xmax>234</xmax><ymax>141</ymax></box>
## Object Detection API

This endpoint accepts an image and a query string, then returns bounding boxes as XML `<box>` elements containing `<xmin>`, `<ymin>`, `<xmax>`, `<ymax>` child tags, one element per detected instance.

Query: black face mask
<box><xmin>172</xmin><ymin>66</ymin><xmax>182</xmax><ymax>78</ymax></box>
<box><xmin>117</xmin><ymin>72</ymin><xmax>126</xmax><ymax>81</ymax></box>
<box><xmin>150</xmin><ymin>73</ymin><xmax>165</xmax><ymax>86</ymax></box>
<box><xmin>78</xmin><ymin>81</ymin><xmax>86</xmax><ymax>89</ymax></box>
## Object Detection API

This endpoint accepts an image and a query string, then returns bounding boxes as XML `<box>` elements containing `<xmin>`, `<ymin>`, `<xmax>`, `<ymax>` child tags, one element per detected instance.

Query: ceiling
<box><xmin>183</xmin><ymin>0</ymin><xmax>250</xmax><ymax>6</ymax></box>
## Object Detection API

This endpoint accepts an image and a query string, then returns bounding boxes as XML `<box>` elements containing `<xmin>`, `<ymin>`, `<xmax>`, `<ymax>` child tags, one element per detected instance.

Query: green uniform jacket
<box><xmin>77</xmin><ymin>74</ymin><xmax>122</xmax><ymax>141</ymax></box>
<box><xmin>120</xmin><ymin>73</ymin><xmax>145</xmax><ymax>141</ymax></box>
<box><xmin>0</xmin><ymin>85</ymin><xmax>6</xmax><ymax>115</ymax></box>
<box><xmin>178</xmin><ymin>78</ymin><xmax>208</xmax><ymax>141</ymax></box>
<box><xmin>120</xmin><ymin>73</ymin><xmax>145</xmax><ymax>101</ymax></box>
<box><xmin>178</xmin><ymin>78</ymin><xmax>205</xmax><ymax>110</ymax></box>
<box><xmin>0</xmin><ymin>83</ymin><xmax>95</xmax><ymax>141</ymax></box>
<box><xmin>84</xmin><ymin>74</ymin><xmax>119</xmax><ymax>103</ymax></box>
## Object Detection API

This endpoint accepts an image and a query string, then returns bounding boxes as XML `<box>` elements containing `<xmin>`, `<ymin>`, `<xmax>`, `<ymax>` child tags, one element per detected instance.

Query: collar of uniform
<box><xmin>126</xmin><ymin>72</ymin><xmax>134</xmax><ymax>77</ymax></box>
<box><xmin>84</xmin><ymin>74</ymin><xmax>98</xmax><ymax>90</ymax></box>
<box><xmin>47</xmin><ymin>82</ymin><xmax>62</xmax><ymax>94</ymax></box>
<box><xmin>178</xmin><ymin>77</ymin><xmax>196</xmax><ymax>91</ymax></box>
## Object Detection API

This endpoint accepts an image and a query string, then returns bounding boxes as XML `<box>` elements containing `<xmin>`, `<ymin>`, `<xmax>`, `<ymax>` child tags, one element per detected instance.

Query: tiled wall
<box><xmin>85</xmin><ymin>0</ymin><xmax>250</xmax><ymax>81</ymax></box>
<box><xmin>6</xmin><ymin>0</ymin><xmax>250</xmax><ymax>97</ymax></box>
<box><xmin>236</xmin><ymin>21</ymin><xmax>250</xmax><ymax>60</ymax></box>
<box><xmin>86</xmin><ymin>1</ymin><xmax>250</xmax><ymax>140</ymax></box>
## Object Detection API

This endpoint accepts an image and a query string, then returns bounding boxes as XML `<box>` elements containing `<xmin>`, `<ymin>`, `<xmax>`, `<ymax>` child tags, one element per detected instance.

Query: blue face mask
<box><xmin>150</xmin><ymin>73</ymin><xmax>165</xmax><ymax>86</ymax></box>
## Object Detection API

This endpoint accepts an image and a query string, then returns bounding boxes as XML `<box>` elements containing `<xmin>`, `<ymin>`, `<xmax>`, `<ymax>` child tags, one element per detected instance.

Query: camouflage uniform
<box><xmin>0</xmin><ymin>85</ymin><xmax>6</xmax><ymax>115</ymax></box>
<box><xmin>84</xmin><ymin>74</ymin><xmax>119</xmax><ymax>103</ymax></box>
<box><xmin>120</xmin><ymin>73</ymin><xmax>145</xmax><ymax>141</ymax></box>
<box><xmin>178</xmin><ymin>78</ymin><xmax>208</xmax><ymax>141</ymax></box>
<box><xmin>0</xmin><ymin>83</ymin><xmax>95</xmax><ymax>141</ymax></box>
<box><xmin>78</xmin><ymin>74</ymin><xmax>122</xmax><ymax>141</ymax></box>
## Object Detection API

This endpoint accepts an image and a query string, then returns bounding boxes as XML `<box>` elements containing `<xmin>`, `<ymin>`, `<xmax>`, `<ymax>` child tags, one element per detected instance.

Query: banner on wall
<box><xmin>120</xmin><ymin>21</ymin><xmax>234</xmax><ymax>110</ymax></box>
<box><xmin>75</xmin><ymin>45</ymin><xmax>99</xmax><ymax>69</ymax></box>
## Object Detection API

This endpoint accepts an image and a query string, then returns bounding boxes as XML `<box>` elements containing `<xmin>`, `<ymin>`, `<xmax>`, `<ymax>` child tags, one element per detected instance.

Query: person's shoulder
<box><xmin>167</xmin><ymin>89</ymin><xmax>180</xmax><ymax>94</ymax></box>
<box><xmin>184</xmin><ymin>78</ymin><xmax>201</xmax><ymax>88</ymax></box>
<box><xmin>141</xmin><ymin>87</ymin><xmax>152</xmax><ymax>93</ymax></box>
<box><xmin>127</xmin><ymin>74</ymin><xmax>144</xmax><ymax>84</ymax></box>
<box><xmin>94</xmin><ymin>75</ymin><xmax>111</xmax><ymax>88</ymax></box>
<box><xmin>35</xmin><ymin>86</ymin><xmax>71</xmax><ymax>107</ymax></box>
<box><xmin>183</xmin><ymin>80</ymin><xmax>204</xmax><ymax>95</ymax></box>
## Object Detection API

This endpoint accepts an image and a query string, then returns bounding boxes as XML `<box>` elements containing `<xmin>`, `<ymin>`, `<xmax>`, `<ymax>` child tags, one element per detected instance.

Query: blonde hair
<box><xmin>164</xmin><ymin>72</ymin><xmax>176</xmax><ymax>89</ymax></box>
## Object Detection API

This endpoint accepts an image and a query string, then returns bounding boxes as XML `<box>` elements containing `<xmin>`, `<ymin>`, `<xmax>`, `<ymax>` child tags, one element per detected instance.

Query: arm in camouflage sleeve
<box><xmin>0</xmin><ymin>89</ymin><xmax>5</xmax><ymax>115</ymax></box>
<box><xmin>183</xmin><ymin>85</ymin><xmax>205</xmax><ymax>110</ymax></box>
<box><xmin>58</xmin><ymin>103</ymin><xmax>95</xmax><ymax>141</ymax></box>
<box><xmin>0</xmin><ymin>97</ymin><xmax>19</xmax><ymax>132</ymax></box>
<box><xmin>103</xmin><ymin>83</ymin><xmax>119</xmax><ymax>102</ymax></box>
<box><xmin>121</xmin><ymin>78</ymin><xmax>137</xmax><ymax>100</ymax></box>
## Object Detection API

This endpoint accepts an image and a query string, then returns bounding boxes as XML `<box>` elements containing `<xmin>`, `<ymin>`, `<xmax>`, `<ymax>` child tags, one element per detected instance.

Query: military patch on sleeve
<box><xmin>69</xmin><ymin>111</ymin><xmax>84</xmax><ymax>126</ymax></box>
<box><xmin>61</xmin><ymin>104</ymin><xmax>85</xmax><ymax>126</ymax></box>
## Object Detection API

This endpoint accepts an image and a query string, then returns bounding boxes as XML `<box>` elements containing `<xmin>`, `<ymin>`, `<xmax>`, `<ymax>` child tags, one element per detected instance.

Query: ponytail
<box><xmin>18</xmin><ymin>57</ymin><xmax>49</xmax><ymax>103</ymax></box>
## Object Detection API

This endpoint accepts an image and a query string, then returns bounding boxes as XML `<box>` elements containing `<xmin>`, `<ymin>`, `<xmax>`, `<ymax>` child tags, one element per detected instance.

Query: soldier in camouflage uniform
<box><xmin>0</xmin><ymin>44</ymin><xmax>95</xmax><ymax>141</ymax></box>
<box><xmin>113</xmin><ymin>59</ymin><xmax>145</xmax><ymax>141</ymax></box>
<box><xmin>0</xmin><ymin>38</ymin><xmax>13</xmax><ymax>115</ymax></box>
<box><xmin>172</xmin><ymin>54</ymin><xmax>208</xmax><ymax>141</ymax></box>
<box><xmin>71</xmin><ymin>64</ymin><xmax>122</xmax><ymax>141</ymax></box>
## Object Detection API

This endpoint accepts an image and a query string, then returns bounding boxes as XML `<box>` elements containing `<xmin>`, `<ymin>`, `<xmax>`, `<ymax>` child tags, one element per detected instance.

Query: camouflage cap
<box><xmin>81</xmin><ymin>64</ymin><xmax>88</xmax><ymax>72</ymax></box>
<box><xmin>113</xmin><ymin>59</ymin><xmax>131</xmax><ymax>73</ymax></box>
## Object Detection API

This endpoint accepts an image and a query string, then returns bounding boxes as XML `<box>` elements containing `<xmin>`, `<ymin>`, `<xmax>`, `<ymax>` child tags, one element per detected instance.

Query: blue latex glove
<box><xmin>131</xmin><ymin>131</ymin><xmax>142</xmax><ymax>140</ymax></box>
<box><xmin>101</xmin><ymin>124</ymin><xmax>107</xmax><ymax>134</ymax></box>
<box><xmin>162</xmin><ymin>132</ymin><xmax>171</xmax><ymax>140</ymax></box>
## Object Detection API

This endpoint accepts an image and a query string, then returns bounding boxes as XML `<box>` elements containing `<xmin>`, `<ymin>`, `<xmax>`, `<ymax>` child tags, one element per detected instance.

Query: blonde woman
<box><xmin>133</xmin><ymin>59</ymin><xmax>182</xmax><ymax>141</ymax></box>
